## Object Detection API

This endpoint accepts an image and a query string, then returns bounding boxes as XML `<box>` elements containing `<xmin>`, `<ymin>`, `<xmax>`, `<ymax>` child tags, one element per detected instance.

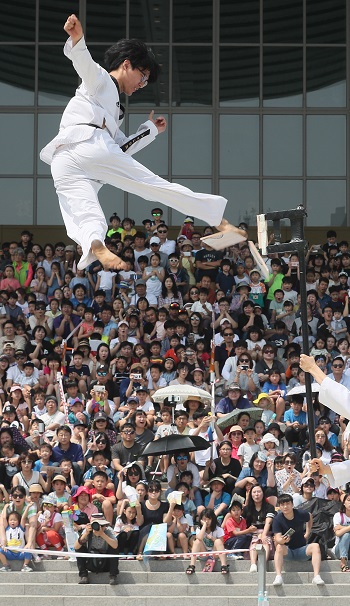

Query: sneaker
<box><xmin>249</xmin><ymin>564</ymin><xmax>257</xmax><ymax>573</ymax></box>
<box><xmin>0</xmin><ymin>566</ymin><xmax>11</xmax><ymax>572</ymax></box>
<box><xmin>33</xmin><ymin>554</ymin><xmax>42</xmax><ymax>563</ymax></box>
<box><xmin>109</xmin><ymin>576</ymin><xmax>118</xmax><ymax>585</ymax></box>
<box><xmin>312</xmin><ymin>575</ymin><xmax>325</xmax><ymax>585</ymax></box>
<box><xmin>273</xmin><ymin>575</ymin><xmax>283</xmax><ymax>586</ymax></box>
<box><xmin>236</xmin><ymin>555</ymin><xmax>244</xmax><ymax>560</ymax></box>
<box><xmin>78</xmin><ymin>576</ymin><xmax>89</xmax><ymax>585</ymax></box>
<box><xmin>21</xmin><ymin>565</ymin><xmax>32</xmax><ymax>572</ymax></box>
<box><xmin>160</xmin><ymin>473</ymin><xmax>168</xmax><ymax>482</ymax></box>
<box><xmin>227</xmin><ymin>554</ymin><xmax>239</xmax><ymax>560</ymax></box>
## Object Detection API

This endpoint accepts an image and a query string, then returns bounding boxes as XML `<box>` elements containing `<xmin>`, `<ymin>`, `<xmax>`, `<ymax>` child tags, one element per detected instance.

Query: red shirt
<box><xmin>223</xmin><ymin>515</ymin><xmax>247</xmax><ymax>543</ymax></box>
<box><xmin>89</xmin><ymin>487</ymin><xmax>114</xmax><ymax>499</ymax></box>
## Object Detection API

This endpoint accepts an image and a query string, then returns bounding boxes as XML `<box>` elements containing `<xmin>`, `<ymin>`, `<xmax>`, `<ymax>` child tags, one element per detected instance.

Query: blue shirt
<box><xmin>204</xmin><ymin>491</ymin><xmax>231</xmax><ymax>509</ymax></box>
<box><xmin>236</xmin><ymin>466</ymin><xmax>268</xmax><ymax>487</ymax></box>
<box><xmin>284</xmin><ymin>408</ymin><xmax>307</xmax><ymax>425</ymax></box>
<box><xmin>215</xmin><ymin>396</ymin><xmax>251</xmax><ymax>415</ymax></box>
<box><xmin>52</xmin><ymin>442</ymin><xmax>84</xmax><ymax>463</ymax></box>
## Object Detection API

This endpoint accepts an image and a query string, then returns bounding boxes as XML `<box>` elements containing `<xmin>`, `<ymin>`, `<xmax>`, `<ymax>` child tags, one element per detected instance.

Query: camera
<box><xmin>166</xmin><ymin>395</ymin><xmax>181</xmax><ymax>408</ymax></box>
<box><xmin>183</xmin><ymin>251</ymin><xmax>191</xmax><ymax>257</ymax></box>
<box><xmin>132</xmin><ymin>373</ymin><xmax>142</xmax><ymax>380</ymax></box>
<box><xmin>38</xmin><ymin>421</ymin><xmax>45</xmax><ymax>434</ymax></box>
<box><xmin>240</xmin><ymin>365</ymin><xmax>249</xmax><ymax>370</ymax></box>
<box><xmin>94</xmin><ymin>385</ymin><xmax>105</xmax><ymax>394</ymax></box>
<box><xmin>91</xmin><ymin>521</ymin><xmax>101</xmax><ymax>531</ymax></box>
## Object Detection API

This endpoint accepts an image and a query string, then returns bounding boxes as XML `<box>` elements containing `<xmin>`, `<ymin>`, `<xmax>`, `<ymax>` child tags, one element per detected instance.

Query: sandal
<box><xmin>221</xmin><ymin>565</ymin><xmax>230</xmax><ymax>575</ymax></box>
<box><xmin>136</xmin><ymin>554</ymin><xmax>143</xmax><ymax>561</ymax></box>
<box><xmin>186</xmin><ymin>565</ymin><xmax>196</xmax><ymax>575</ymax></box>
<box><xmin>341</xmin><ymin>559</ymin><xmax>350</xmax><ymax>572</ymax></box>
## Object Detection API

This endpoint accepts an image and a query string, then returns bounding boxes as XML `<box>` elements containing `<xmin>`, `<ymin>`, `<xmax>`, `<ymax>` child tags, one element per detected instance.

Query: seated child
<box><xmin>198</xmin><ymin>477</ymin><xmax>230</xmax><ymax>523</ymax></box>
<box><xmin>89</xmin><ymin>470</ymin><xmax>116</xmax><ymax>524</ymax></box>
<box><xmin>186</xmin><ymin>507</ymin><xmax>228</xmax><ymax>575</ymax></box>
<box><xmin>114</xmin><ymin>499</ymin><xmax>143</xmax><ymax>555</ymax></box>
<box><xmin>0</xmin><ymin>510</ymin><xmax>32</xmax><ymax>572</ymax></box>
<box><xmin>237</xmin><ymin>426</ymin><xmax>260</xmax><ymax>468</ymax></box>
<box><xmin>49</xmin><ymin>474</ymin><xmax>72</xmax><ymax>511</ymax></box>
<box><xmin>166</xmin><ymin>502</ymin><xmax>192</xmax><ymax>555</ymax></box>
<box><xmin>36</xmin><ymin>495</ymin><xmax>64</xmax><ymax>554</ymax></box>
<box><xmin>252</xmin><ymin>393</ymin><xmax>276</xmax><ymax>427</ymax></box>
<box><xmin>222</xmin><ymin>496</ymin><xmax>251</xmax><ymax>559</ymax></box>
<box><xmin>83</xmin><ymin>451</ymin><xmax>114</xmax><ymax>490</ymax></box>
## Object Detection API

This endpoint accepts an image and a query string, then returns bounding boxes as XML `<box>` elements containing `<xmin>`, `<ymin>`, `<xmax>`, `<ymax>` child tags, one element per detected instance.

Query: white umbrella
<box><xmin>151</xmin><ymin>384</ymin><xmax>212</xmax><ymax>405</ymax></box>
<box><xmin>287</xmin><ymin>383</ymin><xmax>320</xmax><ymax>396</ymax></box>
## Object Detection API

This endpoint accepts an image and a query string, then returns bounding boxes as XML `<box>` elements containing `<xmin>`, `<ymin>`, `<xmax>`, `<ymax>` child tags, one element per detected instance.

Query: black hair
<box><xmin>104</xmin><ymin>37</ymin><xmax>161</xmax><ymax>82</ymax></box>
<box><xmin>198</xmin><ymin>507</ymin><xmax>218</xmax><ymax>532</ymax></box>
<box><xmin>277</xmin><ymin>493</ymin><xmax>293</xmax><ymax>505</ymax></box>
<box><xmin>92</xmin><ymin>470</ymin><xmax>108</xmax><ymax>481</ymax></box>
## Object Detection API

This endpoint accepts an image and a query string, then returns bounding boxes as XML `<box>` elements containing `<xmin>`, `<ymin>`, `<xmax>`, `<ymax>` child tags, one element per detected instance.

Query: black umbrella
<box><xmin>142</xmin><ymin>433</ymin><xmax>211</xmax><ymax>457</ymax></box>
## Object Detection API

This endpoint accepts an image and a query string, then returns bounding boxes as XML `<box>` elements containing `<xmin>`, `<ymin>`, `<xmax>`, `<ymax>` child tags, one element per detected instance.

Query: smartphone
<box><xmin>183</xmin><ymin>251</ymin><xmax>191</xmax><ymax>257</ymax></box>
<box><xmin>94</xmin><ymin>385</ymin><xmax>105</xmax><ymax>393</ymax></box>
<box><xmin>132</xmin><ymin>373</ymin><xmax>142</xmax><ymax>380</ymax></box>
<box><xmin>291</xmin><ymin>262</ymin><xmax>299</xmax><ymax>267</ymax></box>
<box><xmin>282</xmin><ymin>528</ymin><xmax>295</xmax><ymax>539</ymax></box>
<box><xmin>38</xmin><ymin>421</ymin><xmax>45</xmax><ymax>434</ymax></box>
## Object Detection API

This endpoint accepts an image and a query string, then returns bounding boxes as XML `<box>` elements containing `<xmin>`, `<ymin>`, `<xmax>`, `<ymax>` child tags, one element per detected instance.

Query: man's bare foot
<box><xmin>91</xmin><ymin>240</ymin><xmax>126</xmax><ymax>270</ymax></box>
<box><xmin>215</xmin><ymin>218</ymin><xmax>247</xmax><ymax>239</ymax></box>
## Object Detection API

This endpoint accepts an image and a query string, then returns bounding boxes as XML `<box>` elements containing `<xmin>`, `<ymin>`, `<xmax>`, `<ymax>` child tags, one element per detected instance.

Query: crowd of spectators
<box><xmin>0</xmin><ymin>215</ymin><xmax>350</xmax><ymax>584</ymax></box>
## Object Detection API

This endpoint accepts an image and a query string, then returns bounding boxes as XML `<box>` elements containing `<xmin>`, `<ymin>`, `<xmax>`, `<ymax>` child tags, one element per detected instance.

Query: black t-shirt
<box><xmin>272</xmin><ymin>508</ymin><xmax>310</xmax><ymax>550</ymax></box>
<box><xmin>195</xmin><ymin>249</ymin><xmax>224</xmax><ymax>281</ymax></box>
<box><xmin>242</xmin><ymin>503</ymin><xmax>275</xmax><ymax>529</ymax></box>
<box><xmin>111</xmin><ymin>441</ymin><xmax>143</xmax><ymax>466</ymax></box>
<box><xmin>210</xmin><ymin>457</ymin><xmax>242</xmax><ymax>482</ymax></box>
<box><xmin>141</xmin><ymin>500</ymin><xmax>169</xmax><ymax>527</ymax></box>
<box><xmin>255</xmin><ymin>358</ymin><xmax>285</xmax><ymax>382</ymax></box>
<box><xmin>134</xmin><ymin>429</ymin><xmax>155</xmax><ymax>450</ymax></box>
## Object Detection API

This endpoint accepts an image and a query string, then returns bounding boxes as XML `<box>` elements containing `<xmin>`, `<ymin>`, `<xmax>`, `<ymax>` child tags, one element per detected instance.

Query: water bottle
<box><xmin>263</xmin><ymin>590</ymin><xmax>269</xmax><ymax>605</ymax></box>
<box><xmin>258</xmin><ymin>590</ymin><xmax>264</xmax><ymax>604</ymax></box>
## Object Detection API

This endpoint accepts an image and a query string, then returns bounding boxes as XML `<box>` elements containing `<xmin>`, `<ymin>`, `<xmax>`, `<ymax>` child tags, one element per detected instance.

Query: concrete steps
<box><xmin>0</xmin><ymin>559</ymin><xmax>348</xmax><ymax>606</ymax></box>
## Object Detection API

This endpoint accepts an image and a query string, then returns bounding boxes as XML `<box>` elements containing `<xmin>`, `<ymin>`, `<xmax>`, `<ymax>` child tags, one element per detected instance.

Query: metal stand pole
<box><xmin>259</xmin><ymin>205</ymin><xmax>316</xmax><ymax>458</ymax></box>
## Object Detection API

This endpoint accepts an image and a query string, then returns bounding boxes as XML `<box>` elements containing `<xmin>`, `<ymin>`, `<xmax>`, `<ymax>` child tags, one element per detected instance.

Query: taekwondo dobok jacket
<box><xmin>40</xmin><ymin>36</ymin><xmax>158</xmax><ymax>165</ymax></box>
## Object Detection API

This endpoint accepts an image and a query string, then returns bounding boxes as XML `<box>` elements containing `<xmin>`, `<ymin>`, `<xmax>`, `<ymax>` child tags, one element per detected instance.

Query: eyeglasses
<box><xmin>223</xmin><ymin>333</ymin><xmax>234</xmax><ymax>337</ymax></box>
<box><xmin>230</xmin><ymin>432</ymin><xmax>242</xmax><ymax>436</ymax></box>
<box><xmin>152</xmin><ymin>212</ymin><xmax>161</xmax><ymax>216</ymax></box>
<box><xmin>176</xmin><ymin>456</ymin><xmax>188</xmax><ymax>461</ymax></box>
<box><xmin>122</xmin><ymin>430</ymin><xmax>135</xmax><ymax>435</ymax></box>
<box><xmin>265</xmin><ymin>350</ymin><xmax>274</xmax><ymax>354</ymax></box>
<box><xmin>319</xmin><ymin>420</ymin><xmax>330</xmax><ymax>425</ymax></box>
<box><xmin>137</xmin><ymin>68</ymin><xmax>148</xmax><ymax>87</ymax></box>
<box><xmin>157</xmin><ymin>230</ymin><xmax>167</xmax><ymax>234</ymax></box>
<box><xmin>332</xmin><ymin>364</ymin><xmax>344</xmax><ymax>369</ymax></box>
<box><xmin>97</xmin><ymin>371</ymin><xmax>107</xmax><ymax>376</ymax></box>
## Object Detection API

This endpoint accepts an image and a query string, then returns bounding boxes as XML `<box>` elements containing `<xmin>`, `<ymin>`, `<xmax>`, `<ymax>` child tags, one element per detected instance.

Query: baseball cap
<box><xmin>69</xmin><ymin>397</ymin><xmax>83</xmax><ymax>407</ymax></box>
<box><xmin>220</xmin><ymin>318</ymin><xmax>231</xmax><ymax>325</ymax></box>
<box><xmin>149</xmin><ymin>236</ymin><xmax>161</xmax><ymax>245</ymax></box>
<box><xmin>127</xmin><ymin>396</ymin><xmax>139</xmax><ymax>404</ymax></box>
<box><xmin>94</xmin><ymin>411</ymin><xmax>108</xmax><ymax>421</ymax></box>
<box><xmin>51</xmin><ymin>474</ymin><xmax>67</xmax><ymax>484</ymax></box>
<box><xmin>3</xmin><ymin>404</ymin><xmax>16</xmax><ymax>414</ymax></box>
<box><xmin>135</xmin><ymin>279</ymin><xmax>146</xmax><ymax>286</ymax></box>
<box><xmin>10</xmin><ymin>385</ymin><xmax>23</xmax><ymax>393</ymax></box>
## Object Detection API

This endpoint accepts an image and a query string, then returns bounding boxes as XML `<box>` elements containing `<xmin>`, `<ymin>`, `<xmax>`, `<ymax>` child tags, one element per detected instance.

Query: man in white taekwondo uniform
<box><xmin>40</xmin><ymin>14</ymin><xmax>246</xmax><ymax>272</ymax></box>
<box><xmin>300</xmin><ymin>354</ymin><xmax>350</xmax><ymax>487</ymax></box>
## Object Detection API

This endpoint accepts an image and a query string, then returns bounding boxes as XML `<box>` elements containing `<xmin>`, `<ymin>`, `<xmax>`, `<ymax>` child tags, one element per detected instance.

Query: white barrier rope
<box><xmin>8</xmin><ymin>546</ymin><xmax>249</xmax><ymax>560</ymax></box>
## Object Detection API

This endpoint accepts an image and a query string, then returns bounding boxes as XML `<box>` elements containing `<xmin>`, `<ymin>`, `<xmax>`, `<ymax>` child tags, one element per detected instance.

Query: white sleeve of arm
<box><xmin>221</xmin><ymin>359</ymin><xmax>232</xmax><ymax>381</ymax></box>
<box><xmin>319</xmin><ymin>376</ymin><xmax>350</xmax><ymax>418</ymax></box>
<box><xmin>328</xmin><ymin>460</ymin><xmax>350</xmax><ymax>488</ymax></box>
<box><xmin>64</xmin><ymin>36</ymin><xmax>104</xmax><ymax>96</ymax></box>
<box><xmin>115</xmin><ymin>120</ymin><xmax>158</xmax><ymax>155</ymax></box>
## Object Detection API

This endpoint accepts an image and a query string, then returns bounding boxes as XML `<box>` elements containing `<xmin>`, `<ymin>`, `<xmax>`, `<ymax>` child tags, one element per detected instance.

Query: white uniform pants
<box><xmin>51</xmin><ymin>129</ymin><xmax>227</xmax><ymax>268</ymax></box>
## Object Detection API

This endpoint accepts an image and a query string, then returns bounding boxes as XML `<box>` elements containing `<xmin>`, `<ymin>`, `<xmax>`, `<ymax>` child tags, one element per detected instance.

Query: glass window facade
<box><xmin>0</xmin><ymin>0</ymin><xmax>348</xmax><ymax>226</ymax></box>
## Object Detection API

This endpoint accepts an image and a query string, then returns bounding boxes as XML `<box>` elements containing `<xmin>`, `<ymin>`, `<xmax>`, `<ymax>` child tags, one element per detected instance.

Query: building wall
<box><xmin>0</xmin><ymin>0</ymin><xmax>348</xmax><ymax>229</ymax></box>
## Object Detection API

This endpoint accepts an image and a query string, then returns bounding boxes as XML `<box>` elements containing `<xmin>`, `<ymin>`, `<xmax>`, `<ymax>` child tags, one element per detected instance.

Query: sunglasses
<box><xmin>157</xmin><ymin>230</ymin><xmax>167</xmax><ymax>234</ymax></box>
<box><xmin>332</xmin><ymin>364</ymin><xmax>344</xmax><ymax>368</ymax></box>
<box><xmin>265</xmin><ymin>350</ymin><xmax>274</xmax><ymax>354</ymax></box>
<box><xmin>148</xmin><ymin>489</ymin><xmax>160</xmax><ymax>493</ymax></box>
<box><xmin>304</xmin><ymin>482</ymin><xmax>314</xmax><ymax>487</ymax></box>
<box><xmin>176</xmin><ymin>456</ymin><xmax>188</xmax><ymax>461</ymax></box>
<box><xmin>128</xmin><ymin>472</ymin><xmax>140</xmax><ymax>476</ymax></box>
<box><xmin>122</xmin><ymin>430</ymin><xmax>135</xmax><ymax>435</ymax></box>
<box><xmin>224</xmin><ymin>333</ymin><xmax>234</xmax><ymax>337</ymax></box>
<box><xmin>13</xmin><ymin>494</ymin><xmax>24</xmax><ymax>499</ymax></box>
<box><xmin>97</xmin><ymin>371</ymin><xmax>107</xmax><ymax>376</ymax></box>
<box><xmin>96</xmin><ymin>440</ymin><xmax>107</xmax><ymax>445</ymax></box>
<box><xmin>150</xmin><ymin>243</ymin><xmax>159</xmax><ymax>246</ymax></box>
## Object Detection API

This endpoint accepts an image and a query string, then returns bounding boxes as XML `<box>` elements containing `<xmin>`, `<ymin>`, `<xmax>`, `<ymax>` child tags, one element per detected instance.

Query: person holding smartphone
<box><xmin>272</xmin><ymin>493</ymin><xmax>324</xmax><ymax>586</ymax></box>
